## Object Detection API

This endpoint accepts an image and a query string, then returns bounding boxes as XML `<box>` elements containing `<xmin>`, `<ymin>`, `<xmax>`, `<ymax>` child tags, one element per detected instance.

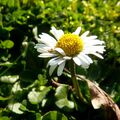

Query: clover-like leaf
<box><xmin>28</xmin><ymin>87</ymin><xmax>51</xmax><ymax>104</ymax></box>
<box><xmin>55</xmin><ymin>84</ymin><xmax>74</xmax><ymax>110</ymax></box>
<box><xmin>8</xmin><ymin>102</ymin><xmax>24</xmax><ymax>114</ymax></box>
<box><xmin>2</xmin><ymin>40</ymin><xmax>14</xmax><ymax>49</ymax></box>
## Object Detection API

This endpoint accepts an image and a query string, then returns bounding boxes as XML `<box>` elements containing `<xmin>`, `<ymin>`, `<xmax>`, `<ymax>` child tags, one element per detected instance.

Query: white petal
<box><xmin>77</xmin><ymin>54</ymin><xmax>90</xmax><ymax>68</ymax></box>
<box><xmin>83</xmin><ymin>45</ymin><xmax>105</xmax><ymax>55</ymax></box>
<box><xmin>81</xmin><ymin>31</ymin><xmax>89</xmax><ymax>38</ymax></box>
<box><xmin>50</xmin><ymin>26</ymin><xmax>64</xmax><ymax>40</ymax></box>
<box><xmin>63</xmin><ymin>56</ymin><xmax>71</xmax><ymax>60</ymax></box>
<box><xmin>84</xmin><ymin>39</ymin><xmax>105</xmax><ymax>46</ymax></box>
<box><xmin>92</xmin><ymin>46</ymin><xmax>105</xmax><ymax>53</ymax></box>
<box><xmin>81</xmin><ymin>54</ymin><xmax>93</xmax><ymax>64</ymax></box>
<box><xmin>73</xmin><ymin>57</ymin><xmax>82</xmax><ymax>66</ymax></box>
<box><xmin>47</xmin><ymin>57</ymin><xmax>59</xmax><ymax>67</ymax></box>
<box><xmin>49</xmin><ymin>64</ymin><xmax>58</xmax><ymax>76</ymax></box>
<box><xmin>34</xmin><ymin>43</ymin><xmax>46</xmax><ymax>49</ymax></box>
<box><xmin>37</xmin><ymin>48</ymin><xmax>48</xmax><ymax>53</ymax></box>
<box><xmin>38</xmin><ymin>53</ymin><xmax>57</xmax><ymax>58</ymax></box>
<box><xmin>73</xmin><ymin>27</ymin><xmax>81</xmax><ymax>35</ymax></box>
<box><xmin>81</xmin><ymin>63</ymin><xmax>89</xmax><ymax>68</ymax></box>
<box><xmin>47</xmin><ymin>57</ymin><xmax>64</xmax><ymax>66</ymax></box>
<box><xmin>55</xmin><ymin>48</ymin><xmax>66</xmax><ymax>56</ymax></box>
<box><xmin>78</xmin><ymin>54</ymin><xmax>90</xmax><ymax>64</ymax></box>
<box><xmin>35</xmin><ymin>44</ymin><xmax>51</xmax><ymax>53</ymax></box>
<box><xmin>57</xmin><ymin>61</ymin><xmax>66</xmax><ymax>76</ymax></box>
<box><xmin>39</xmin><ymin>33</ymin><xmax>57</xmax><ymax>47</ymax></box>
<box><xmin>88</xmin><ymin>35</ymin><xmax>97</xmax><ymax>40</ymax></box>
<box><xmin>90</xmin><ymin>52</ymin><xmax>104</xmax><ymax>59</ymax></box>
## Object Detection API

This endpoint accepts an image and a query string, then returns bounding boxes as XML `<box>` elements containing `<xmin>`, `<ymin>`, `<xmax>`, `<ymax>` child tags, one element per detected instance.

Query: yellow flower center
<box><xmin>56</xmin><ymin>34</ymin><xmax>84</xmax><ymax>57</ymax></box>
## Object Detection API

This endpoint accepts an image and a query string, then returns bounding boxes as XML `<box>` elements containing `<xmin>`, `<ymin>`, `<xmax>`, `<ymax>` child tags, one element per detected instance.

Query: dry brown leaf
<box><xmin>77</xmin><ymin>75</ymin><xmax>120</xmax><ymax>120</ymax></box>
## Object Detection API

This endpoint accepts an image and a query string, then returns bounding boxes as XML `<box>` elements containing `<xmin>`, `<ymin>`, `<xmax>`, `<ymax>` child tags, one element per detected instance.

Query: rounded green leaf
<box><xmin>28</xmin><ymin>90</ymin><xmax>41</xmax><ymax>104</ymax></box>
<box><xmin>2</xmin><ymin>40</ymin><xmax>14</xmax><ymax>49</ymax></box>
<box><xmin>42</xmin><ymin>111</ymin><xmax>68</xmax><ymax>120</ymax></box>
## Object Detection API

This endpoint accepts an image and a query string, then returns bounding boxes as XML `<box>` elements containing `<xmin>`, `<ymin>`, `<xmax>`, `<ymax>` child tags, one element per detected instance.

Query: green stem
<box><xmin>70</xmin><ymin>60</ymin><xmax>86</xmax><ymax>103</ymax></box>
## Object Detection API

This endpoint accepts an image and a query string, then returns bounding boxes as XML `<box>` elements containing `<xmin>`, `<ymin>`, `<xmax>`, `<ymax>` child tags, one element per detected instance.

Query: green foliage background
<box><xmin>0</xmin><ymin>0</ymin><xmax>120</xmax><ymax>119</ymax></box>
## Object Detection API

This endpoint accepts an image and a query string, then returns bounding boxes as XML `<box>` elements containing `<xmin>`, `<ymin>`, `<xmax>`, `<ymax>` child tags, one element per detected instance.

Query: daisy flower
<box><xmin>34</xmin><ymin>27</ymin><xmax>105</xmax><ymax>76</ymax></box>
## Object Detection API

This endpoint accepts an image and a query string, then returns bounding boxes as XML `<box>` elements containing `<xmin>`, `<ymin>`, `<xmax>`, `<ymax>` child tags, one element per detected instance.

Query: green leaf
<box><xmin>14</xmin><ymin>0</ymin><xmax>20</xmax><ymax>8</ymax></box>
<box><xmin>55</xmin><ymin>98</ymin><xmax>74</xmax><ymax>109</ymax></box>
<box><xmin>7</xmin><ymin>0</ymin><xmax>14</xmax><ymax>7</ymax></box>
<box><xmin>22</xmin><ymin>0</ymin><xmax>28</xmax><ymax>4</ymax></box>
<box><xmin>38</xmin><ymin>74</ymin><xmax>48</xmax><ymax>86</ymax></box>
<box><xmin>0</xmin><ymin>13</ymin><xmax>2</xmax><ymax>26</ymax></box>
<box><xmin>28</xmin><ymin>90</ymin><xmax>41</xmax><ymax>104</ymax></box>
<box><xmin>55</xmin><ymin>84</ymin><xmax>74</xmax><ymax>110</ymax></box>
<box><xmin>12</xmin><ymin>82</ymin><xmax>22</xmax><ymax>93</ymax></box>
<box><xmin>0</xmin><ymin>61</ymin><xmax>13</xmax><ymax>67</ymax></box>
<box><xmin>2</xmin><ymin>40</ymin><xmax>14</xmax><ymax>49</ymax></box>
<box><xmin>8</xmin><ymin>102</ymin><xmax>24</xmax><ymax>114</ymax></box>
<box><xmin>0</xmin><ymin>96</ymin><xmax>11</xmax><ymax>101</ymax></box>
<box><xmin>0</xmin><ymin>75</ymin><xmax>19</xmax><ymax>83</ymax></box>
<box><xmin>19</xmin><ymin>104</ymin><xmax>28</xmax><ymax>112</ymax></box>
<box><xmin>4</xmin><ymin>26</ymin><xmax>14</xmax><ymax>31</ymax></box>
<box><xmin>42</xmin><ymin>111</ymin><xmax>68</xmax><ymax>120</ymax></box>
<box><xmin>0</xmin><ymin>116</ymin><xmax>10</xmax><ymax>120</ymax></box>
<box><xmin>0</xmin><ymin>0</ymin><xmax>8</xmax><ymax>5</ymax></box>
<box><xmin>36</xmin><ymin>113</ymin><xmax>42</xmax><ymax>120</ymax></box>
<box><xmin>28</xmin><ymin>87</ymin><xmax>51</xmax><ymax>104</ymax></box>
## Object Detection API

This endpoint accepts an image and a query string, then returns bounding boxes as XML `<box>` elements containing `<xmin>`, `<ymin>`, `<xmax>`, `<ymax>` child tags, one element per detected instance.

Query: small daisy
<box><xmin>34</xmin><ymin>27</ymin><xmax>105</xmax><ymax>76</ymax></box>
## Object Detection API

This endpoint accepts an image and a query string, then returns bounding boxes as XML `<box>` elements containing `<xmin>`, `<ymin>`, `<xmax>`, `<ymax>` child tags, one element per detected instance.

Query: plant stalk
<box><xmin>70</xmin><ymin>60</ymin><xmax>86</xmax><ymax>103</ymax></box>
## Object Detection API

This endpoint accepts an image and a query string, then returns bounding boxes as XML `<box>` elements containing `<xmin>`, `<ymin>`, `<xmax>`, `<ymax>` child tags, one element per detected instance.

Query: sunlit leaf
<box><xmin>8</xmin><ymin>103</ymin><xmax>24</xmax><ymax>114</ymax></box>
<box><xmin>2</xmin><ymin>40</ymin><xmax>14</xmax><ymax>49</ymax></box>
<box><xmin>0</xmin><ymin>96</ymin><xmax>11</xmax><ymax>101</ymax></box>
<box><xmin>42</xmin><ymin>111</ymin><xmax>68</xmax><ymax>120</ymax></box>
<box><xmin>0</xmin><ymin>75</ymin><xmax>19</xmax><ymax>83</ymax></box>
<box><xmin>28</xmin><ymin>87</ymin><xmax>51</xmax><ymax>104</ymax></box>
<box><xmin>12</xmin><ymin>82</ymin><xmax>22</xmax><ymax>93</ymax></box>
<box><xmin>7</xmin><ymin>0</ymin><xmax>14</xmax><ymax>7</ymax></box>
<box><xmin>22</xmin><ymin>0</ymin><xmax>28</xmax><ymax>4</ymax></box>
<box><xmin>0</xmin><ymin>61</ymin><xmax>13</xmax><ymax>67</ymax></box>
<box><xmin>55</xmin><ymin>84</ymin><xmax>74</xmax><ymax>110</ymax></box>
<box><xmin>19</xmin><ymin>103</ymin><xmax>28</xmax><ymax>112</ymax></box>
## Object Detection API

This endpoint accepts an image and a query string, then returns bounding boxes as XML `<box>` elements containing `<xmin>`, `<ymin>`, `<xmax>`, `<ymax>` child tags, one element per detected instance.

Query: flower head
<box><xmin>56</xmin><ymin>34</ymin><xmax>84</xmax><ymax>57</ymax></box>
<box><xmin>34</xmin><ymin>27</ymin><xmax>105</xmax><ymax>76</ymax></box>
